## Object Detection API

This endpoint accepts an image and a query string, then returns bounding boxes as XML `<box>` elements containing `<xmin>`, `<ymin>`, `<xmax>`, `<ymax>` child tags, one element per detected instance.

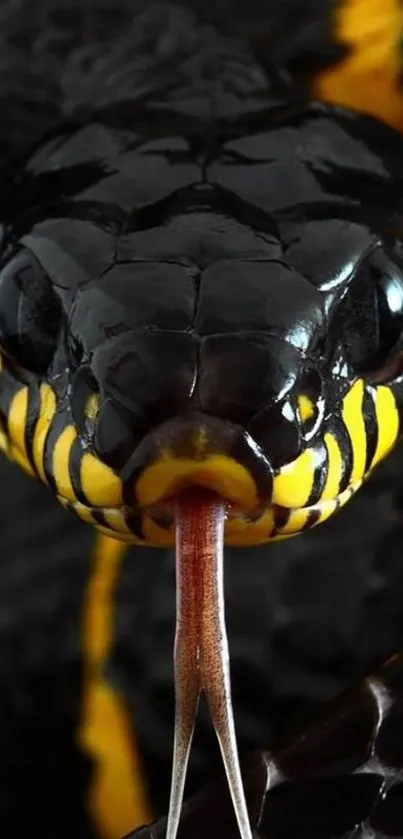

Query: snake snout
<box><xmin>119</xmin><ymin>412</ymin><xmax>274</xmax><ymax>517</ymax></box>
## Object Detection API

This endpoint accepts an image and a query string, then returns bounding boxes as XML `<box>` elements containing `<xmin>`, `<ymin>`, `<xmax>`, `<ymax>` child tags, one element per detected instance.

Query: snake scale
<box><xmin>2</xmin><ymin>0</ymin><xmax>403</xmax><ymax>837</ymax></box>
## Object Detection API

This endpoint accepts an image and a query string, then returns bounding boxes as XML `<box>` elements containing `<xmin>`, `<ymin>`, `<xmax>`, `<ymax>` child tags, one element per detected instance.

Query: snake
<box><xmin>1</xmin><ymin>0</ymin><xmax>403</xmax><ymax>836</ymax></box>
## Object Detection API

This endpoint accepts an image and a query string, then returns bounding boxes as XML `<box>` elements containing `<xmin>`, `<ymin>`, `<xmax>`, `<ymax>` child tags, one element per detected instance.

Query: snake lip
<box><xmin>120</xmin><ymin>411</ymin><xmax>274</xmax><ymax>515</ymax></box>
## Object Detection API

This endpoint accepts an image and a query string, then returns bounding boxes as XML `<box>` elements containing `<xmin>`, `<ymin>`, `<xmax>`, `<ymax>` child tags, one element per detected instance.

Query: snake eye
<box><xmin>340</xmin><ymin>250</ymin><xmax>403</xmax><ymax>378</ymax></box>
<box><xmin>0</xmin><ymin>248</ymin><xmax>62</xmax><ymax>374</ymax></box>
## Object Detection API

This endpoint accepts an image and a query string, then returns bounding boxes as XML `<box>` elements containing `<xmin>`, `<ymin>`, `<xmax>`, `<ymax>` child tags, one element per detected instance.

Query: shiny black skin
<box><xmin>2</xmin><ymin>3</ymin><xmax>403</xmax><ymax>839</ymax></box>
<box><xmin>2</xmin><ymin>91</ymin><xmax>403</xmax><ymax>481</ymax></box>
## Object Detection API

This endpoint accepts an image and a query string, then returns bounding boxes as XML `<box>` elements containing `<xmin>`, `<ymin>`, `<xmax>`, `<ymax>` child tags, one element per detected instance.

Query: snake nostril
<box><xmin>249</xmin><ymin>399</ymin><xmax>302</xmax><ymax>469</ymax></box>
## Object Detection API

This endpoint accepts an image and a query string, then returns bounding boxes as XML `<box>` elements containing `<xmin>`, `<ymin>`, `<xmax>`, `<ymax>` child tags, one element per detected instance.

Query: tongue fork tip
<box><xmin>165</xmin><ymin>488</ymin><xmax>253</xmax><ymax>839</ymax></box>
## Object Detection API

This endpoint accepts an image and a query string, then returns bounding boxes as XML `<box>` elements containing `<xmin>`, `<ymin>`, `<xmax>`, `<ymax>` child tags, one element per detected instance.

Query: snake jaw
<box><xmin>166</xmin><ymin>488</ymin><xmax>253</xmax><ymax>839</ymax></box>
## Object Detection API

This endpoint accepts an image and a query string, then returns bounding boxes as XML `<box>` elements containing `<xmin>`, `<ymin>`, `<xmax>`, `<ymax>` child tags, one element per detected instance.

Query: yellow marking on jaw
<box><xmin>7</xmin><ymin>387</ymin><xmax>35</xmax><ymax>476</ymax></box>
<box><xmin>314</xmin><ymin>0</ymin><xmax>403</xmax><ymax>132</ymax></box>
<box><xmin>8</xmin><ymin>386</ymin><xmax>29</xmax><ymax>457</ymax></box>
<box><xmin>277</xmin><ymin>507</ymin><xmax>310</xmax><ymax>536</ymax></box>
<box><xmin>321</xmin><ymin>431</ymin><xmax>343</xmax><ymax>501</ymax></box>
<box><xmin>339</xmin><ymin>482</ymin><xmax>362</xmax><ymax>509</ymax></box>
<box><xmin>73</xmin><ymin>504</ymin><xmax>98</xmax><ymax>526</ymax></box>
<box><xmin>67</xmin><ymin>473</ymin><xmax>367</xmax><ymax>548</ymax></box>
<box><xmin>342</xmin><ymin>379</ymin><xmax>366</xmax><ymax>484</ymax></box>
<box><xmin>102</xmin><ymin>509</ymin><xmax>132</xmax><ymax>537</ymax></box>
<box><xmin>85</xmin><ymin>392</ymin><xmax>100</xmax><ymax>421</ymax></box>
<box><xmin>79</xmin><ymin>534</ymin><xmax>151</xmax><ymax>838</ymax></box>
<box><xmin>80</xmin><ymin>453</ymin><xmax>122</xmax><ymax>508</ymax></box>
<box><xmin>372</xmin><ymin>385</ymin><xmax>400</xmax><ymax>467</ymax></box>
<box><xmin>9</xmin><ymin>443</ymin><xmax>35</xmax><ymax>477</ymax></box>
<box><xmin>32</xmin><ymin>384</ymin><xmax>57</xmax><ymax>483</ymax></box>
<box><xmin>135</xmin><ymin>452</ymin><xmax>259</xmax><ymax>511</ymax></box>
<box><xmin>298</xmin><ymin>394</ymin><xmax>315</xmax><ymax>423</ymax></box>
<box><xmin>224</xmin><ymin>508</ymin><xmax>276</xmax><ymax>546</ymax></box>
<box><xmin>0</xmin><ymin>430</ymin><xmax>8</xmax><ymax>454</ymax></box>
<box><xmin>52</xmin><ymin>425</ymin><xmax>77</xmax><ymax>501</ymax></box>
<box><xmin>272</xmin><ymin>447</ymin><xmax>316</xmax><ymax>509</ymax></box>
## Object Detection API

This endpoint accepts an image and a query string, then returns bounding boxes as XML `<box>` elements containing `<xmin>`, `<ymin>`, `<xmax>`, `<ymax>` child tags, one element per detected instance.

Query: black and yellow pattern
<box><xmin>1</xmin><ymin>1</ymin><xmax>403</xmax><ymax>839</ymax></box>
<box><xmin>79</xmin><ymin>533</ymin><xmax>151</xmax><ymax>838</ymax></box>
<box><xmin>0</xmin><ymin>0</ymin><xmax>402</xmax><ymax>554</ymax></box>
<box><xmin>1</xmin><ymin>372</ymin><xmax>402</xmax><ymax>548</ymax></box>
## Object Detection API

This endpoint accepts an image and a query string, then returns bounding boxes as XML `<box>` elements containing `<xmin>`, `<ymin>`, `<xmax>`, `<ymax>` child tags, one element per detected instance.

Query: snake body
<box><xmin>1</xmin><ymin>1</ymin><xmax>403</xmax><ymax>837</ymax></box>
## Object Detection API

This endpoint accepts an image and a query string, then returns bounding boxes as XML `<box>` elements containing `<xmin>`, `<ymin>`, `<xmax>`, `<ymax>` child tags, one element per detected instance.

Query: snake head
<box><xmin>0</xmin><ymin>105</ymin><xmax>402</xmax><ymax>546</ymax></box>
<box><xmin>1</xmin><ymin>101</ymin><xmax>403</xmax><ymax>838</ymax></box>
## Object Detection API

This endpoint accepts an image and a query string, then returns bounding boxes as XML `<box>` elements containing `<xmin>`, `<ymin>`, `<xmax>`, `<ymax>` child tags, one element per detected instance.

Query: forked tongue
<box><xmin>166</xmin><ymin>487</ymin><xmax>253</xmax><ymax>839</ymax></box>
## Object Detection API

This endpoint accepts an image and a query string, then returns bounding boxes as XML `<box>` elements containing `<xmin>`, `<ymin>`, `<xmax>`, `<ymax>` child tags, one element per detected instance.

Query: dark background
<box><xmin>2</xmin><ymin>401</ymin><xmax>403</xmax><ymax>834</ymax></box>
<box><xmin>0</xmin><ymin>1</ymin><xmax>403</xmax><ymax>836</ymax></box>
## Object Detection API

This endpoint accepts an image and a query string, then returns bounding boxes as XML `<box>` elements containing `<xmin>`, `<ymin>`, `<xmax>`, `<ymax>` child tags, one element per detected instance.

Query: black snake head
<box><xmin>0</xmin><ymin>102</ymin><xmax>402</xmax><ymax>547</ymax></box>
<box><xmin>1</xmin><ymin>96</ymin><xmax>403</xmax><ymax>839</ymax></box>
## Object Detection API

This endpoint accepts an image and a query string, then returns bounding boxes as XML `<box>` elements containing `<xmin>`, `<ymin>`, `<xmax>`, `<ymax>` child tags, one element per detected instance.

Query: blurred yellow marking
<box><xmin>85</xmin><ymin>392</ymin><xmax>100</xmax><ymax>420</ymax></box>
<box><xmin>321</xmin><ymin>431</ymin><xmax>343</xmax><ymax>501</ymax></box>
<box><xmin>372</xmin><ymin>385</ymin><xmax>400</xmax><ymax>466</ymax></box>
<box><xmin>79</xmin><ymin>534</ymin><xmax>151</xmax><ymax>839</ymax></box>
<box><xmin>32</xmin><ymin>384</ymin><xmax>56</xmax><ymax>483</ymax></box>
<box><xmin>80</xmin><ymin>453</ymin><xmax>122</xmax><ymax>508</ymax></box>
<box><xmin>53</xmin><ymin>425</ymin><xmax>77</xmax><ymax>500</ymax></box>
<box><xmin>8</xmin><ymin>386</ymin><xmax>28</xmax><ymax>457</ymax></box>
<box><xmin>342</xmin><ymin>379</ymin><xmax>366</xmax><ymax>484</ymax></box>
<box><xmin>314</xmin><ymin>0</ymin><xmax>403</xmax><ymax>131</ymax></box>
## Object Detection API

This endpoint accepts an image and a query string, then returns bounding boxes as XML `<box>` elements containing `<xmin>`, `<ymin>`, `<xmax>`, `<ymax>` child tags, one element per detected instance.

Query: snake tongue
<box><xmin>165</xmin><ymin>488</ymin><xmax>253</xmax><ymax>839</ymax></box>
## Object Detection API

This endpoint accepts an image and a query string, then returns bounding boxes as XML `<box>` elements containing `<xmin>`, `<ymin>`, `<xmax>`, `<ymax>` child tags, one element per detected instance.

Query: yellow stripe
<box><xmin>102</xmin><ymin>509</ymin><xmax>133</xmax><ymax>537</ymax></box>
<box><xmin>272</xmin><ymin>447</ymin><xmax>316</xmax><ymax>508</ymax></box>
<box><xmin>0</xmin><ymin>430</ymin><xmax>8</xmax><ymax>455</ymax></box>
<box><xmin>8</xmin><ymin>386</ymin><xmax>29</xmax><ymax>459</ymax></box>
<box><xmin>73</xmin><ymin>503</ymin><xmax>99</xmax><ymax>527</ymax></box>
<box><xmin>372</xmin><ymin>385</ymin><xmax>400</xmax><ymax>467</ymax></box>
<box><xmin>321</xmin><ymin>431</ymin><xmax>343</xmax><ymax>501</ymax></box>
<box><xmin>341</xmin><ymin>379</ymin><xmax>367</xmax><ymax>484</ymax></box>
<box><xmin>52</xmin><ymin>425</ymin><xmax>77</xmax><ymax>500</ymax></box>
<box><xmin>7</xmin><ymin>387</ymin><xmax>36</xmax><ymax>477</ymax></box>
<box><xmin>0</xmin><ymin>357</ymin><xmax>8</xmax><ymax>455</ymax></box>
<box><xmin>32</xmin><ymin>384</ymin><xmax>57</xmax><ymax>483</ymax></box>
<box><xmin>8</xmin><ymin>443</ymin><xmax>35</xmax><ymax>477</ymax></box>
<box><xmin>79</xmin><ymin>534</ymin><xmax>151</xmax><ymax>839</ymax></box>
<box><xmin>277</xmin><ymin>506</ymin><xmax>311</xmax><ymax>536</ymax></box>
<box><xmin>80</xmin><ymin>453</ymin><xmax>122</xmax><ymax>508</ymax></box>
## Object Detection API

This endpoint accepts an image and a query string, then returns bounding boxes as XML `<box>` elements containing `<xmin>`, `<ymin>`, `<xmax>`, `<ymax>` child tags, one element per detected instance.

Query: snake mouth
<box><xmin>59</xmin><ymin>482</ymin><xmax>358</xmax><ymax>546</ymax></box>
<box><xmin>121</xmin><ymin>411</ymin><xmax>274</xmax><ymax>516</ymax></box>
<box><xmin>56</xmin><ymin>398</ymin><xmax>363</xmax><ymax>546</ymax></box>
